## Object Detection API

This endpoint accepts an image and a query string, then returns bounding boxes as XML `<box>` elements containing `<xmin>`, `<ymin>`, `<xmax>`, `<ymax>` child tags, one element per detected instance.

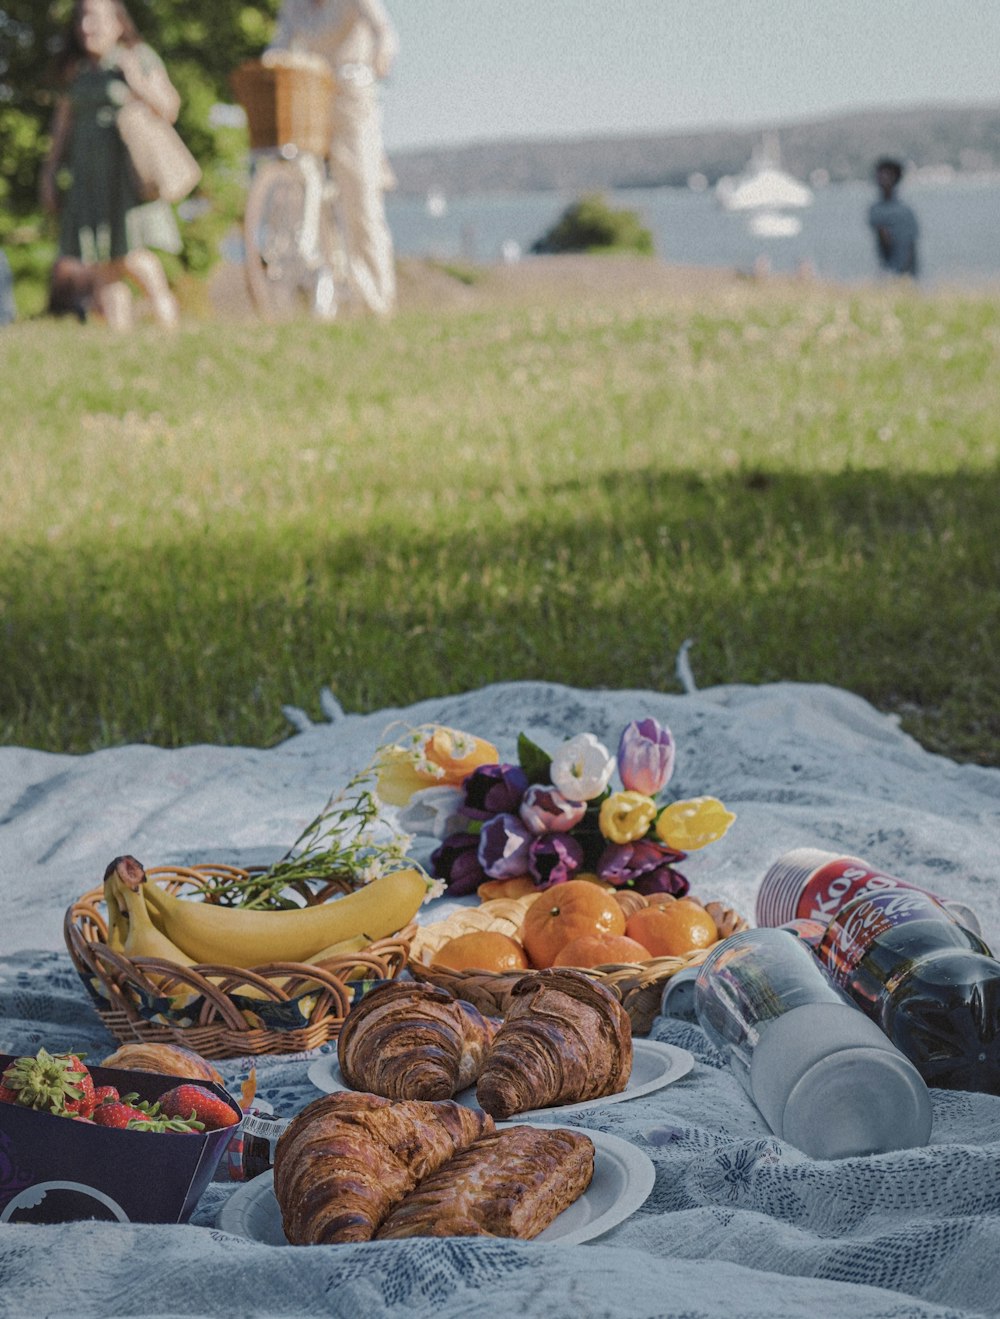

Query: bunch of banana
<box><xmin>102</xmin><ymin>855</ymin><xmax>427</xmax><ymax>977</ymax></box>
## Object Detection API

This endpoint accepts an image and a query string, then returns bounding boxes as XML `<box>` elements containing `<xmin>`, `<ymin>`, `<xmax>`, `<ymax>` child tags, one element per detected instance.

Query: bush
<box><xmin>532</xmin><ymin>193</ymin><xmax>654</xmax><ymax>256</ymax></box>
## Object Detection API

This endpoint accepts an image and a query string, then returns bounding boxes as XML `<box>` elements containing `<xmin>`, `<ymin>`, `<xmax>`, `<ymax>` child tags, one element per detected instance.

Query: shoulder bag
<box><xmin>117</xmin><ymin>98</ymin><xmax>202</xmax><ymax>205</ymax></box>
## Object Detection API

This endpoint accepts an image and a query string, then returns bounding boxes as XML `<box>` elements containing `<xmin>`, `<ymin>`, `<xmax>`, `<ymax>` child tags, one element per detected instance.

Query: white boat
<box><xmin>716</xmin><ymin>135</ymin><xmax>813</xmax><ymax>213</ymax></box>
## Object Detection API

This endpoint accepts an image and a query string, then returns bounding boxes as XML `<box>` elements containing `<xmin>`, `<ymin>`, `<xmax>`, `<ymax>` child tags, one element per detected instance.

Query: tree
<box><xmin>0</xmin><ymin>0</ymin><xmax>279</xmax><ymax>219</ymax></box>
<box><xmin>531</xmin><ymin>193</ymin><xmax>655</xmax><ymax>256</ymax></box>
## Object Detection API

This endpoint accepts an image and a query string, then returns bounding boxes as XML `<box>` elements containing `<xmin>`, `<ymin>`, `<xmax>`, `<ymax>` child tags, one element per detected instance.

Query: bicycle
<box><xmin>232</xmin><ymin>59</ymin><xmax>352</xmax><ymax>321</ymax></box>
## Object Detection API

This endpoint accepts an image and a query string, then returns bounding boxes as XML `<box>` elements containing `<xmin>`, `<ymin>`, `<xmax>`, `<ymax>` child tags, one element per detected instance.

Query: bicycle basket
<box><xmin>231</xmin><ymin>60</ymin><xmax>335</xmax><ymax>156</ymax></box>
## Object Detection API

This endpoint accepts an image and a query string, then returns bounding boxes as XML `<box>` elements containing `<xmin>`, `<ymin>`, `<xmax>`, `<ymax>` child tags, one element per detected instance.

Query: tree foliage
<box><xmin>531</xmin><ymin>193</ymin><xmax>655</xmax><ymax>256</ymax></box>
<box><xmin>0</xmin><ymin>0</ymin><xmax>279</xmax><ymax>218</ymax></box>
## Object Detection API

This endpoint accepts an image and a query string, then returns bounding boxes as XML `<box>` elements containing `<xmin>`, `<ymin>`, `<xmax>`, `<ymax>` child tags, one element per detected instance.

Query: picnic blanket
<box><xmin>1</xmin><ymin>680</ymin><xmax>999</xmax><ymax>1319</ymax></box>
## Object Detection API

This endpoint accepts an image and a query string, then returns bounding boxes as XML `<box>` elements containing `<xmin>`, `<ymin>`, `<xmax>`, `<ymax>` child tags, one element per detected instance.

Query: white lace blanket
<box><xmin>1</xmin><ymin>681</ymin><xmax>999</xmax><ymax>1319</ymax></box>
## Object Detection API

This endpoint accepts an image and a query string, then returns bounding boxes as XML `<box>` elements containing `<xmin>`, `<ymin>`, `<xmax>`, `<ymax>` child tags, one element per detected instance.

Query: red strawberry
<box><xmin>0</xmin><ymin>1084</ymin><xmax>19</xmax><ymax>1104</ymax></box>
<box><xmin>92</xmin><ymin>1085</ymin><xmax>120</xmax><ymax>1105</ymax></box>
<box><xmin>157</xmin><ymin>1084</ymin><xmax>237</xmax><ymax>1130</ymax></box>
<box><xmin>92</xmin><ymin>1099</ymin><xmax>159</xmax><ymax>1130</ymax></box>
<box><xmin>91</xmin><ymin>1094</ymin><xmax>203</xmax><ymax>1133</ymax></box>
<box><xmin>0</xmin><ymin>1049</ymin><xmax>96</xmax><ymax>1118</ymax></box>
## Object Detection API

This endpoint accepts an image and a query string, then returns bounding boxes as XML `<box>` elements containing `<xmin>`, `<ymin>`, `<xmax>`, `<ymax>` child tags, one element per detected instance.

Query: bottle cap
<box><xmin>749</xmin><ymin>1002</ymin><xmax>932</xmax><ymax>1159</ymax></box>
<box><xmin>659</xmin><ymin>966</ymin><xmax>700</xmax><ymax>1023</ymax></box>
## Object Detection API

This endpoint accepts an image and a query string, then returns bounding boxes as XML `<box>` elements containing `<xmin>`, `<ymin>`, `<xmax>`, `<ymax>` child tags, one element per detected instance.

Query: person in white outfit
<box><xmin>268</xmin><ymin>0</ymin><xmax>398</xmax><ymax>317</ymax></box>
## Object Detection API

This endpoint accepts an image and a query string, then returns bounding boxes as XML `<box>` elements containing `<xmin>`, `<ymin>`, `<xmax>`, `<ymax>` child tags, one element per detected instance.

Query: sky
<box><xmin>378</xmin><ymin>1</ymin><xmax>1000</xmax><ymax>152</ymax></box>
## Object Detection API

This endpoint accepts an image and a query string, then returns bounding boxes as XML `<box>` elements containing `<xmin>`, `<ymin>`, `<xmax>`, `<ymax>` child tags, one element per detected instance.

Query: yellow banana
<box><xmin>140</xmin><ymin>866</ymin><xmax>428</xmax><ymax>967</ymax></box>
<box><xmin>105</xmin><ymin>873</ymin><xmax>197</xmax><ymax>968</ymax></box>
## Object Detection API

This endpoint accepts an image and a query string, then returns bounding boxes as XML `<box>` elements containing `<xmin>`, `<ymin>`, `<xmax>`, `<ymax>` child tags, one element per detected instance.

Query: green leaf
<box><xmin>517</xmin><ymin>732</ymin><xmax>551</xmax><ymax>784</ymax></box>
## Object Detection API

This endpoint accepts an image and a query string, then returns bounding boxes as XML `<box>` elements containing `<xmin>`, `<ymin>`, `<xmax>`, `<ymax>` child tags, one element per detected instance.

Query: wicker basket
<box><xmin>65</xmin><ymin>864</ymin><xmax>414</xmax><ymax>1059</ymax></box>
<box><xmin>409</xmin><ymin>891</ymin><xmax>748</xmax><ymax>1036</ymax></box>
<box><xmin>230</xmin><ymin>59</ymin><xmax>335</xmax><ymax>156</ymax></box>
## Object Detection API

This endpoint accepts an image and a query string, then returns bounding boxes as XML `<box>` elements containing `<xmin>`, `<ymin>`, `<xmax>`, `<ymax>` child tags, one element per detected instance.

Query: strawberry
<box><xmin>91</xmin><ymin>1093</ymin><xmax>204</xmax><ymax>1133</ymax></box>
<box><xmin>92</xmin><ymin>1085</ymin><xmax>120</xmax><ymax>1105</ymax></box>
<box><xmin>0</xmin><ymin>1049</ymin><xmax>96</xmax><ymax>1118</ymax></box>
<box><xmin>156</xmin><ymin>1083</ymin><xmax>237</xmax><ymax>1131</ymax></box>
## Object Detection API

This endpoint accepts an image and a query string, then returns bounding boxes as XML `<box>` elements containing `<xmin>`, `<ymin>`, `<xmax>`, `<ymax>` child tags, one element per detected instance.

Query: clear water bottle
<box><xmin>816</xmin><ymin>888</ymin><xmax>1000</xmax><ymax>1092</ymax></box>
<box><xmin>757</xmin><ymin>847</ymin><xmax>982</xmax><ymax>936</ymax></box>
<box><xmin>693</xmin><ymin>928</ymin><xmax>932</xmax><ymax>1159</ymax></box>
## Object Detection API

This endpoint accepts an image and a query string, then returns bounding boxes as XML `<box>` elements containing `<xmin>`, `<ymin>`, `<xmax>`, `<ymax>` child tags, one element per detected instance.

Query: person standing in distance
<box><xmin>267</xmin><ymin>0</ymin><xmax>399</xmax><ymax>317</ymax></box>
<box><xmin>868</xmin><ymin>157</ymin><xmax>919</xmax><ymax>279</ymax></box>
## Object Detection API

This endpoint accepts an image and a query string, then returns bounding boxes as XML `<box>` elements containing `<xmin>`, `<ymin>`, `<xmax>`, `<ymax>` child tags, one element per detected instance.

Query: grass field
<box><xmin>3</xmin><ymin>259</ymin><xmax>999</xmax><ymax>763</ymax></box>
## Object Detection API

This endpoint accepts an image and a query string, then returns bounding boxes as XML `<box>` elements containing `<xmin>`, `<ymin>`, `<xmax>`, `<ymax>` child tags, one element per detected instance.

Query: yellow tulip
<box><xmin>655</xmin><ymin>796</ymin><xmax>736</xmax><ymax>851</ymax></box>
<box><xmin>376</xmin><ymin>726</ymin><xmax>499</xmax><ymax>805</ymax></box>
<box><xmin>423</xmin><ymin>726</ymin><xmax>500</xmax><ymax>785</ymax></box>
<box><xmin>599</xmin><ymin>790</ymin><xmax>658</xmax><ymax>845</ymax></box>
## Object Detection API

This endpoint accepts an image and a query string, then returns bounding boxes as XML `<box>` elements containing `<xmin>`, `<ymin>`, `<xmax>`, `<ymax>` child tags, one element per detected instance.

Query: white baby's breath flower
<box><xmin>423</xmin><ymin>877</ymin><xmax>447</xmax><ymax>903</ymax></box>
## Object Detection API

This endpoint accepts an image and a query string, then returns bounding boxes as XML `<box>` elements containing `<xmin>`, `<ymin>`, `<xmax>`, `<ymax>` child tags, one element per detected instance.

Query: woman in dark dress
<box><xmin>40</xmin><ymin>0</ymin><xmax>183</xmax><ymax>329</ymax></box>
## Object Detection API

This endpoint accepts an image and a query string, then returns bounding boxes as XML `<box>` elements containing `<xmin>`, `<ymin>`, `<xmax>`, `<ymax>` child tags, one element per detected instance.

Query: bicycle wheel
<box><xmin>243</xmin><ymin>158</ymin><xmax>312</xmax><ymax>319</ymax></box>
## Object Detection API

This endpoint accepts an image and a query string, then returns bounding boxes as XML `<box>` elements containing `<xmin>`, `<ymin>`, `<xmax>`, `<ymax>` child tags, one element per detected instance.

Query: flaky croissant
<box><xmin>375</xmin><ymin>1123</ymin><xmax>595</xmax><ymax>1240</ymax></box>
<box><xmin>99</xmin><ymin>1042</ymin><xmax>223</xmax><ymax>1085</ymax></box>
<box><xmin>273</xmin><ymin>1090</ymin><xmax>493</xmax><ymax>1245</ymax></box>
<box><xmin>337</xmin><ymin>980</ymin><xmax>499</xmax><ymax>1100</ymax></box>
<box><xmin>475</xmin><ymin>968</ymin><xmax>632</xmax><ymax>1119</ymax></box>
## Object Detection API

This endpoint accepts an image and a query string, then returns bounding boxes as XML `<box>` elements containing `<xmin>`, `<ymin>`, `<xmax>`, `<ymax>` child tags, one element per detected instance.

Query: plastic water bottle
<box><xmin>815</xmin><ymin>888</ymin><xmax>1000</xmax><ymax>1092</ymax></box>
<box><xmin>693</xmin><ymin>928</ymin><xmax>932</xmax><ymax>1159</ymax></box>
<box><xmin>756</xmin><ymin>847</ymin><xmax>982</xmax><ymax>936</ymax></box>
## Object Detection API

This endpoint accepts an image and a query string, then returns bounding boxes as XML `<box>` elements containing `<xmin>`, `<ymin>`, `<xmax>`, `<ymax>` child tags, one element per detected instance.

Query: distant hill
<box><xmin>387</xmin><ymin>101</ymin><xmax>1000</xmax><ymax>197</ymax></box>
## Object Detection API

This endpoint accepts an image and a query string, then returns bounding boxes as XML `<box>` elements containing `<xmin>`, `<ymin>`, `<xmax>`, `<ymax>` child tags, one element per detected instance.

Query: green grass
<box><xmin>3</xmin><ymin>275</ymin><xmax>1000</xmax><ymax>762</ymax></box>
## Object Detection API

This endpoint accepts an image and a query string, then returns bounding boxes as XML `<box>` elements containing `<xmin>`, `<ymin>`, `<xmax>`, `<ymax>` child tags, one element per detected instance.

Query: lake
<box><xmin>386</xmin><ymin>176</ymin><xmax>1000</xmax><ymax>289</ymax></box>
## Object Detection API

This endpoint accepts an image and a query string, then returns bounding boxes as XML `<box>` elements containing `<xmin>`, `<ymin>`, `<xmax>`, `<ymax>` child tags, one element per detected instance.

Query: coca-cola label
<box><xmin>818</xmin><ymin>890</ymin><xmax>945</xmax><ymax>986</ymax></box>
<box><xmin>795</xmin><ymin>859</ymin><xmax>914</xmax><ymax>922</ymax></box>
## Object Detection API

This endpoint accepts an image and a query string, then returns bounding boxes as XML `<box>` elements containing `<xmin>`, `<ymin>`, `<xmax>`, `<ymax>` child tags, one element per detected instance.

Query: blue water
<box><xmin>386</xmin><ymin>177</ymin><xmax>1000</xmax><ymax>288</ymax></box>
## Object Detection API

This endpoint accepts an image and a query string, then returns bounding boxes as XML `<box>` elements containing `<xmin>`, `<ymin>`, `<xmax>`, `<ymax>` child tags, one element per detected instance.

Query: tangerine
<box><xmin>625</xmin><ymin>901</ymin><xmax>718</xmax><ymax>958</ymax></box>
<box><xmin>520</xmin><ymin>879</ymin><xmax>627</xmax><ymax>969</ymax></box>
<box><xmin>431</xmin><ymin>930</ymin><xmax>530</xmax><ymax>973</ymax></box>
<box><xmin>553</xmin><ymin>934</ymin><xmax>653</xmax><ymax>968</ymax></box>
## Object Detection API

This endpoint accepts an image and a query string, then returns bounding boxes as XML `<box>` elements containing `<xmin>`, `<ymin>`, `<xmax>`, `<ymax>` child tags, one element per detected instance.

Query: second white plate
<box><xmin>306</xmin><ymin>1038</ymin><xmax>693</xmax><ymax>1119</ymax></box>
<box><xmin>218</xmin><ymin>1125</ymin><xmax>655</xmax><ymax>1247</ymax></box>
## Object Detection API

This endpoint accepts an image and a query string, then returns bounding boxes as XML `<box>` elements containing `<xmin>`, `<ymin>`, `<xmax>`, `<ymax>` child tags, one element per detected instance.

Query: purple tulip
<box><xmin>477</xmin><ymin>813</ymin><xmax>534</xmax><ymax>879</ymax></box>
<box><xmin>460</xmin><ymin>764</ymin><xmax>530</xmax><ymax>821</ymax></box>
<box><xmin>631</xmin><ymin>865</ymin><xmax>690</xmax><ymax>897</ymax></box>
<box><xmin>597</xmin><ymin>837</ymin><xmax>687</xmax><ymax>891</ymax></box>
<box><xmin>519</xmin><ymin>784</ymin><xmax>587</xmax><ymax>835</ymax></box>
<box><xmin>528</xmin><ymin>833</ymin><xmax>585</xmax><ymax>888</ymax></box>
<box><xmin>431</xmin><ymin>832</ymin><xmax>487</xmax><ymax>895</ymax></box>
<box><xmin>617</xmin><ymin>719</ymin><xmax>676</xmax><ymax>796</ymax></box>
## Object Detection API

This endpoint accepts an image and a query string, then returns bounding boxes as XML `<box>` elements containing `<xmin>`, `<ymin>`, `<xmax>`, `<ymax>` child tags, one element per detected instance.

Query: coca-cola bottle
<box><xmin>815</xmin><ymin>888</ymin><xmax>1000</xmax><ymax>1092</ymax></box>
<box><xmin>756</xmin><ymin>847</ymin><xmax>982</xmax><ymax>936</ymax></box>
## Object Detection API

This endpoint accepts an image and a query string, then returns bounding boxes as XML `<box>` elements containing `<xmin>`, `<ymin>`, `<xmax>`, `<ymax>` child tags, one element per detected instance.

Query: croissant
<box><xmin>475</xmin><ymin>968</ymin><xmax>632</xmax><ymax>1119</ymax></box>
<box><xmin>273</xmin><ymin>1090</ymin><xmax>493</xmax><ymax>1245</ymax></box>
<box><xmin>99</xmin><ymin>1042</ymin><xmax>223</xmax><ymax>1085</ymax></box>
<box><xmin>375</xmin><ymin>1123</ymin><xmax>595</xmax><ymax>1240</ymax></box>
<box><xmin>337</xmin><ymin>980</ymin><xmax>499</xmax><ymax>1100</ymax></box>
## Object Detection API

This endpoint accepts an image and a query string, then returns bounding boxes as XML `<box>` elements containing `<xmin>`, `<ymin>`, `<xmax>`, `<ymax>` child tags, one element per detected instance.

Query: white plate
<box><xmin>306</xmin><ymin>1039</ymin><xmax>693</xmax><ymax>1119</ymax></box>
<box><xmin>217</xmin><ymin>1126</ymin><xmax>655</xmax><ymax>1247</ymax></box>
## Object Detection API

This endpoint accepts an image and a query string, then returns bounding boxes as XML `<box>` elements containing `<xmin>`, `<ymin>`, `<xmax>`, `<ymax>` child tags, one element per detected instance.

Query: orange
<box><xmin>477</xmin><ymin>876</ymin><xmax>539</xmax><ymax>903</ymax></box>
<box><xmin>553</xmin><ymin>933</ymin><xmax>653</xmax><ymax>968</ymax></box>
<box><xmin>625</xmin><ymin>901</ymin><xmax>718</xmax><ymax>958</ymax></box>
<box><xmin>431</xmin><ymin>930</ymin><xmax>530</xmax><ymax>973</ymax></box>
<box><xmin>520</xmin><ymin>879</ymin><xmax>627</xmax><ymax>969</ymax></box>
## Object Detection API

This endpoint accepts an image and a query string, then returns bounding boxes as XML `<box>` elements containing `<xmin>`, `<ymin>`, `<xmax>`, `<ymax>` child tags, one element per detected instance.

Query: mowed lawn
<box><xmin>3</xmin><ymin>264</ymin><xmax>999</xmax><ymax>762</ymax></box>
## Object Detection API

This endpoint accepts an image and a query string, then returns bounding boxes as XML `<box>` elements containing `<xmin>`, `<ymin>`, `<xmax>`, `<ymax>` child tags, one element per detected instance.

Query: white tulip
<box><xmin>396</xmin><ymin>785</ymin><xmax>467</xmax><ymax>840</ymax></box>
<box><xmin>550</xmin><ymin>733</ymin><xmax>615</xmax><ymax>801</ymax></box>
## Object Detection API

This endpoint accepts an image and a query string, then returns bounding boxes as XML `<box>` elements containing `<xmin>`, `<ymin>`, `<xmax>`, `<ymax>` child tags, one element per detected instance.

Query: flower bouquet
<box><xmin>378</xmin><ymin>718</ymin><xmax>736</xmax><ymax>899</ymax></box>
